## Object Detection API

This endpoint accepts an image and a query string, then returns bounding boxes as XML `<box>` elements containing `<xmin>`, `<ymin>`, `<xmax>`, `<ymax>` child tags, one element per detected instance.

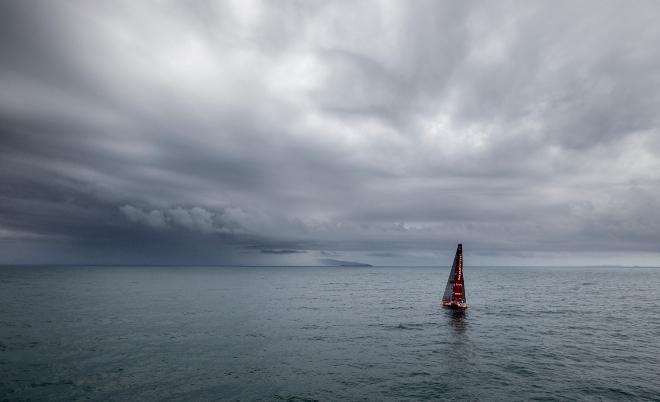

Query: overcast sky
<box><xmin>1</xmin><ymin>1</ymin><xmax>660</xmax><ymax>266</ymax></box>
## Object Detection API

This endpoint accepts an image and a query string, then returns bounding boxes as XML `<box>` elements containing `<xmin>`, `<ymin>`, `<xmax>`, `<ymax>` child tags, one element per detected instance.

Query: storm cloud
<box><xmin>1</xmin><ymin>1</ymin><xmax>660</xmax><ymax>265</ymax></box>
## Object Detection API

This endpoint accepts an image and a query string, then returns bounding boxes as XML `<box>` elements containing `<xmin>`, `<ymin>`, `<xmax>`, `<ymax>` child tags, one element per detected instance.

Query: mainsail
<box><xmin>442</xmin><ymin>243</ymin><xmax>467</xmax><ymax>308</ymax></box>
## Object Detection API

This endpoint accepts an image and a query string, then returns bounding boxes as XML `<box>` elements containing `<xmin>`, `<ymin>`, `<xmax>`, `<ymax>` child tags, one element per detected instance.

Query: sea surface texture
<box><xmin>1</xmin><ymin>266</ymin><xmax>659</xmax><ymax>401</ymax></box>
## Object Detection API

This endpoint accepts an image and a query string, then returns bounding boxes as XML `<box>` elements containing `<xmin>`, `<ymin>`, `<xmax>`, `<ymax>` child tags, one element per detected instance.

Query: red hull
<box><xmin>442</xmin><ymin>300</ymin><xmax>469</xmax><ymax>310</ymax></box>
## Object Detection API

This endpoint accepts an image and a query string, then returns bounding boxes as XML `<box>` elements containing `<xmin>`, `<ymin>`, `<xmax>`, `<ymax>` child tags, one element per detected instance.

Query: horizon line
<box><xmin>1</xmin><ymin>264</ymin><xmax>659</xmax><ymax>268</ymax></box>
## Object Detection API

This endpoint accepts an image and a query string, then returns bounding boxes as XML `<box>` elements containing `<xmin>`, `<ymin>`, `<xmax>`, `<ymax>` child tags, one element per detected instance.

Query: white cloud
<box><xmin>119</xmin><ymin>205</ymin><xmax>168</xmax><ymax>229</ymax></box>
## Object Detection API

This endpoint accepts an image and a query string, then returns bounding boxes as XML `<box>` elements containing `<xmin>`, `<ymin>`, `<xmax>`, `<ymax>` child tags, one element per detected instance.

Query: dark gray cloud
<box><xmin>2</xmin><ymin>1</ymin><xmax>660</xmax><ymax>266</ymax></box>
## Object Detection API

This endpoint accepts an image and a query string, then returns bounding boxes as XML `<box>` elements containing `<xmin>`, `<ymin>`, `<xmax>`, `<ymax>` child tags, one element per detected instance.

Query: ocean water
<box><xmin>1</xmin><ymin>265</ymin><xmax>659</xmax><ymax>401</ymax></box>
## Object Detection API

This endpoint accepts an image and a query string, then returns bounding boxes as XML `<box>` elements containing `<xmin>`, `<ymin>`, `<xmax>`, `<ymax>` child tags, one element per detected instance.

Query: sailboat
<box><xmin>442</xmin><ymin>243</ymin><xmax>468</xmax><ymax>309</ymax></box>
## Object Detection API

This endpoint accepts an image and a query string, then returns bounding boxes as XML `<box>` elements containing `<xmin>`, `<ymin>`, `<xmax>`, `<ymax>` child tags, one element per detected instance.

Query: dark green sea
<box><xmin>1</xmin><ymin>266</ymin><xmax>659</xmax><ymax>401</ymax></box>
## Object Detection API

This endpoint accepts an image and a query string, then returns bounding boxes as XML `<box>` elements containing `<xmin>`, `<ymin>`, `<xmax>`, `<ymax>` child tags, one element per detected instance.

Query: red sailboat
<box><xmin>442</xmin><ymin>243</ymin><xmax>468</xmax><ymax>309</ymax></box>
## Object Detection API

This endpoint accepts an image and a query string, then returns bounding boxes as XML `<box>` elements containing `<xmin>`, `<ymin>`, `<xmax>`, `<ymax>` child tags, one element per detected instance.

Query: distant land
<box><xmin>2</xmin><ymin>264</ymin><xmax>659</xmax><ymax>268</ymax></box>
<box><xmin>318</xmin><ymin>259</ymin><xmax>373</xmax><ymax>267</ymax></box>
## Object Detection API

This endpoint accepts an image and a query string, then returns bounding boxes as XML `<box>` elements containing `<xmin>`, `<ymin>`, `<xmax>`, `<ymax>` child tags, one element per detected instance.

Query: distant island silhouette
<box><xmin>318</xmin><ymin>258</ymin><xmax>373</xmax><ymax>267</ymax></box>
